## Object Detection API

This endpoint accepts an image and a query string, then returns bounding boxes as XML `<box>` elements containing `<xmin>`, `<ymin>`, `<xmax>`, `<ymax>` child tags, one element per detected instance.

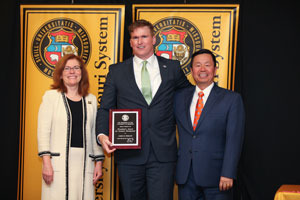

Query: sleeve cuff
<box><xmin>96</xmin><ymin>133</ymin><xmax>107</xmax><ymax>146</ymax></box>
<box><xmin>89</xmin><ymin>154</ymin><xmax>105</xmax><ymax>161</ymax></box>
<box><xmin>38</xmin><ymin>151</ymin><xmax>60</xmax><ymax>157</ymax></box>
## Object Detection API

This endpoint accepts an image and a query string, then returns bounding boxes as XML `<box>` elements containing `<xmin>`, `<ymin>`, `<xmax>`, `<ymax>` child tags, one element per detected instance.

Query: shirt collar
<box><xmin>133</xmin><ymin>54</ymin><xmax>155</xmax><ymax>67</ymax></box>
<box><xmin>195</xmin><ymin>82</ymin><xmax>214</xmax><ymax>98</ymax></box>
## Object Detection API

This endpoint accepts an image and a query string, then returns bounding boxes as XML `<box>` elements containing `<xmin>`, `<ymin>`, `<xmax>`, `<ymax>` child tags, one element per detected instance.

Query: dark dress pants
<box><xmin>117</xmin><ymin>145</ymin><xmax>176</xmax><ymax>200</ymax></box>
<box><xmin>178</xmin><ymin>162</ymin><xmax>233</xmax><ymax>200</ymax></box>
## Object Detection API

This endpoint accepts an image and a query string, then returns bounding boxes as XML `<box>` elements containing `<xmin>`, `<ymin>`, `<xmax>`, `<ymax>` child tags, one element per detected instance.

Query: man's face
<box><xmin>191</xmin><ymin>53</ymin><xmax>216</xmax><ymax>90</ymax></box>
<box><xmin>130</xmin><ymin>26</ymin><xmax>156</xmax><ymax>60</ymax></box>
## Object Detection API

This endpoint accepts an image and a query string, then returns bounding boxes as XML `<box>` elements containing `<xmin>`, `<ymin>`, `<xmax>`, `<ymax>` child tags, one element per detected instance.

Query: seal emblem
<box><xmin>32</xmin><ymin>18</ymin><xmax>91</xmax><ymax>77</ymax></box>
<box><xmin>122</xmin><ymin>114</ymin><xmax>130</xmax><ymax>122</ymax></box>
<box><xmin>153</xmin><ymin>17</ymin><xmax>203</xmax><ymax>75</ymax></box>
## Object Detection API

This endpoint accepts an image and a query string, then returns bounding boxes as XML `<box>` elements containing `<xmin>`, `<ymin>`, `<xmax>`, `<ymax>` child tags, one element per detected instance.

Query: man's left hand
<box><xmin>219</xmin><ymin>176</ymin><xmax>233</xmax><ymax>191</ymax></box>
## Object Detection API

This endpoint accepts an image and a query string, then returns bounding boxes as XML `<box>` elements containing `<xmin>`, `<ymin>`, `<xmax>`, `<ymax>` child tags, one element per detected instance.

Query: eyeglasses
<box><xmin>64</xmin><ymin>66</ymin><xmax>81</xmax><ymax>71</ymax></box>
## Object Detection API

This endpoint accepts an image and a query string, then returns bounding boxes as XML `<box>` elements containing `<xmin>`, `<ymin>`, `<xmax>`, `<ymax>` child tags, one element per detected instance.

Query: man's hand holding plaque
<box><xmin>98</xmin><ymin>134</ymin><xmax>116</xmax><ymax>154</ymax></box>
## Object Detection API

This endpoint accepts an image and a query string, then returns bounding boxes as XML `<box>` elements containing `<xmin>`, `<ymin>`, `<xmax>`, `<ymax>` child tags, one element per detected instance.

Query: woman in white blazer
<box><xmin>37</xmin><ymin>54</ymin><xmax>104</xmax><ymax>200</ymax></box>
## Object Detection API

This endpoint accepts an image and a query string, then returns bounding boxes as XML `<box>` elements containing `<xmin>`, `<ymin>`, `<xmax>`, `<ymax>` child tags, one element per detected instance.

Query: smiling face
<box><xmin>191</xmin><ymin>53</ymin><xmax>217</xmax><ymax>90</ymax></box>
<box><xmin>61</xmin><ymin>58</ymin><xmax>82</xmax><ymax>88</ymax></box>
<box><xmin>130</xmin><ymin>26</ymin><xmax>156</xmax><ymax>60</ymax></box>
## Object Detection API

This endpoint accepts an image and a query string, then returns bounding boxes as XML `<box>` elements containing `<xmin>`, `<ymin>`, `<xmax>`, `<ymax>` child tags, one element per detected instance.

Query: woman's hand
<box><xmin>93</xmin><ymin>161</ymin><xmax>103</xmax><ymax>185</ymax></box>
<box><xmin>42</xmin><ymin>155</ymin><xmax>54</xmax><ymax>185</ymax></box>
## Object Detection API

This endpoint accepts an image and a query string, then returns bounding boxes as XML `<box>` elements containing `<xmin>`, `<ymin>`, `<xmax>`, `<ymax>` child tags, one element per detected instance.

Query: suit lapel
<box><xmin>195</xmin><ymin>84</ymin><xmax>221</xmax><ymax>131</ymax></box>
<box><xmin>150</xmin><ymin>56</ymin><xmax>168</xmax><ymax>104</ymax></box>
<box><xmin>184</xmin><ymin>86</ymin><xmax>196</xmax><ymax>131</ymax></box>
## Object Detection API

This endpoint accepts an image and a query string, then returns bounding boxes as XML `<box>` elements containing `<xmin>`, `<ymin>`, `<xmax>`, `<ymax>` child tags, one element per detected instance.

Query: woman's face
<box><xmin>61</xmin><ymin>58</ymin><xmax>82</xmax><ymax>88</ymax></box>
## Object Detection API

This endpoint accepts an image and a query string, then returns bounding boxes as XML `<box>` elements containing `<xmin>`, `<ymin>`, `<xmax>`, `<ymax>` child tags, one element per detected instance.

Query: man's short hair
<box><xmin>128</xmin><ymin>19</ymin><xmax>154</xmax><ymax>36</ymax></box>
<box><xmin>191</xmin><ymin>49</ymin><xmax>217</xmax><ymax>67</ymax></box>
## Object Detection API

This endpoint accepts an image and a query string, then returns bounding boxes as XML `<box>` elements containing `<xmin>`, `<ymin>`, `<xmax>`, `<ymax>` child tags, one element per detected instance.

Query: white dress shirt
<box><xmin>133</xmin><ymin>54</ymin><xmax>161</xmax><ymax>98</ymax></box>
<box><xmin>190</xmin><ymin>83</ymin><xmax>214</xmax><ymax>123</ymax></box>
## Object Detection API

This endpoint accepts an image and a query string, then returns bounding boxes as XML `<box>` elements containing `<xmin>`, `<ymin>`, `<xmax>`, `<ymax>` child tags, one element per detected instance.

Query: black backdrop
<box><xmin>3</xmin><ymin>0</ymin><xmax>300</xmax><ymax>199</ymax></box>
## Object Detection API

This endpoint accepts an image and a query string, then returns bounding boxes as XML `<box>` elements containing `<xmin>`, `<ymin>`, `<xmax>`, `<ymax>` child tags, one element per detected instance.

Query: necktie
<box><xmin>141</xmin><ymin>60</ymin><xmax>152</xmax><ymax>105</ymax></box>
<box><xmin>193</xmin><ymin>91</ymin><xmax>204</xmax><ymax>131</ymax></box>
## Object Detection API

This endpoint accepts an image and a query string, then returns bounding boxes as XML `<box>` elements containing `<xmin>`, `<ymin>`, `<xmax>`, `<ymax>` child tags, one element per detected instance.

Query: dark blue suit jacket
<box><xmin>174</xmin><ymin>84</ymin><xmax>245</xmax><ymax>187</ymax></box>
<box><xmin>96</xmin><ymin>55</ymin><xmax>190</xmax><ymax>165</ymax></box>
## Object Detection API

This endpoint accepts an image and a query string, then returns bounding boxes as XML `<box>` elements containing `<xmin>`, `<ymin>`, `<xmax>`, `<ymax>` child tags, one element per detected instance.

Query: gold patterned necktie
<box><xmin>141</xmin><ymin>60</ymin><xmax>152</xmax><ymax>105</ymax></box>
<box><xmin>193</xmin><ymin>91</ymin><xmax>204</xmax><ymax>131</ymax></box>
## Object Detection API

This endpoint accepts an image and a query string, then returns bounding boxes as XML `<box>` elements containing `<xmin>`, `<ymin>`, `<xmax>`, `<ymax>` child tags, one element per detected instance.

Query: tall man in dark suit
<box><xmin>96</xmin><ymin>19</ymin><xmax>190</xmax><ymax>200</ymax></box>
<box><xmin>174</xmin><ymin>49</ymin><xmax>245</xmax><ymax>200</ymax></box>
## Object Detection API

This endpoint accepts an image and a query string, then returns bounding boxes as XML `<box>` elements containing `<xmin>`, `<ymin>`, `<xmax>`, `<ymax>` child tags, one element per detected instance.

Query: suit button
<box><xmin>193</xmin><ymin>135</ymin><xmax>196</xmax><ymax>139</ymax></box>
